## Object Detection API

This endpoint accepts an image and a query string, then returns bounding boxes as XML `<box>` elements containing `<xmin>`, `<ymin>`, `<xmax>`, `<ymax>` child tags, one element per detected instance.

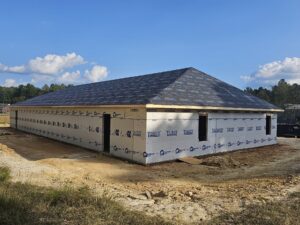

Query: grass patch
<box><xmin>206</xmin><ymin>192</ymin><xmax>300</xmax><ymax>225</ymax></box>
<box><xmin>0</xmin><ymin>167</ymin><xmax>173</xmax><ymax>225</ymax></box>
<box><xmin>0</xmin><ymin>167</ymin><xmax>10</xmax><ymax>182</ymax></box>
<box><xmin>1</xmin><ymin>166</ymin><xmax>299</xmax><ymax>225</ymax></box>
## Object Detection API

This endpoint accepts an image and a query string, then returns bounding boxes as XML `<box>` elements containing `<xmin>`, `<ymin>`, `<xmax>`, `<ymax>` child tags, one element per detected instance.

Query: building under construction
<box><xmin>10</xmin><ymin>67</ymin><xmax>283</xmax><ymax>164</ymax></box>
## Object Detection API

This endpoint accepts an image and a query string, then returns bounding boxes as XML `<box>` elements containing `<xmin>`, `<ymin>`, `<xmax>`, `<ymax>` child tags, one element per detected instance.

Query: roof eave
<box><xmin>10</xmin><ymin>103</ymin><xmax>284</xmax><ymax>112</ymax></box>
<box><xmin>146</xmin><ymin>104</ymin><xmax>284</xmax><ymax>113</ymax></box>
<box><xmin>10</xmin><ymin>104</ymin><xmax>146</xmax><ymax>108</ymax></box>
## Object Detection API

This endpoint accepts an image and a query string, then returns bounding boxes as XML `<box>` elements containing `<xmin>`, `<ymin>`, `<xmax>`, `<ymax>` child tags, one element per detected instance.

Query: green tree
<box><xmin>271</xmin><ymin>79</ymin><xmax>290</xmax><ymax>107</ymax></box>
<box><xmin>0</xmin><ymin>83</ymin><xmax>69</xmax><ymax>104</ymax></box>
<box><xmin>245</xmin><ymin>79</ymin><xmax>300</xmax><ymax>108</ymax></box>
<box><xmin>41</xmin><ymin>84</ymin><xmax>50</xmax><ymax>94</ymax></box>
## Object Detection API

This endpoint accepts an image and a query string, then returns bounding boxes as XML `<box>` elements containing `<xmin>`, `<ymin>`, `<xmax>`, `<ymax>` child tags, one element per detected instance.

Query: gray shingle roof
<box><xmin>14</xmin><ymin>67</ymin><xmax>280</xmax><ymax>110</ymax></box>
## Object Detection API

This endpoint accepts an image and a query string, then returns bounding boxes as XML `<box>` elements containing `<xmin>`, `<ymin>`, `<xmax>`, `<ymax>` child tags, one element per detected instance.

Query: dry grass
<box><xmin>0</xmin><ymin>167</ymin><xmax>172</xmax><ymax>225</ymax></box>
<box><xmin>206</xmin><ymin>192</ymin><xmax>300</xmax><ymax>225</ymax></box>
<box><xmin>1</xmin><ymin>166</ymin><xmax>299</xmax><ymax>225</ymax></box>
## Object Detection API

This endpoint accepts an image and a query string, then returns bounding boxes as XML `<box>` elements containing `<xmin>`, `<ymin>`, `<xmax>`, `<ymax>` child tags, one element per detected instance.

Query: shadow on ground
<box><xmin>1</xmin><ymin>127</ymin><xmax>300</xmax><ymax>185</ymax></box>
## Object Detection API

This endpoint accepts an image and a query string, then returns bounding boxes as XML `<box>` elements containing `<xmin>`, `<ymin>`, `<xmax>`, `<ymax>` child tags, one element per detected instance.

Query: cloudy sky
<box><xmin>0</xmin><ymin>0</ymin><xmax>300</xmax><ymax>88</ymax></box>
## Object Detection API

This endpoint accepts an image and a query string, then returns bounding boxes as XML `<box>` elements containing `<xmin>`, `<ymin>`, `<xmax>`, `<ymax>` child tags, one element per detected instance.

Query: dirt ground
<box><xmin>0</xmin><ymin>114</ymin><xmax>9</xmax><ymax>127</ymax></box>
<box><xmin>0</xmin><ymin>128</ymin><xmax>299</xmax><ymax>224</ymax></box>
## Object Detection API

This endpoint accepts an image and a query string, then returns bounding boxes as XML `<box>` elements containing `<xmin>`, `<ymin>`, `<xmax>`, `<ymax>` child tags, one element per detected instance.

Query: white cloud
<box><xmin>84</xmin><ymin>65</ymin><xmax>108</xmax><ymax>82</ymax></box>
<box><xmin>0</xmin><ymin>53</ymin><xmax>108</xmax><ymax>85</ymax></box>
<box><xmin>241</xmin><ymin>57</ymin><xmax>300</xmax><ymax>85</ymax></box>
<box><xmin>0</xmin><ymin>52</ymin><xmax>84</xmax><ymax>75</ymax></box>
<box><xmin>0</xmin><ymin>63</ymin><xmax>26</xmax><ymax>73</ymax></box>
<box><xmin>9</xmin><ymin>65</ymin><xmax>26</xmax><ymax>73</ymax></box>
<box><xmin>240</xmin><ymin>75</ymin><xmax>254</xmax><ymax>83</ymax></box>
<box><xmin>28</xmin><ymin>53</ymin><xmax>85</xmax><ymax>75</ymax></box>
<box><xmin>3</xmin><ymin>79</ymin><xmax>18</xmax><ymax>87</ymax></box>
<box><xmin>57</xmin><ymin>70</ymin><xmax>81</xmax><ymax>84</ymax></box>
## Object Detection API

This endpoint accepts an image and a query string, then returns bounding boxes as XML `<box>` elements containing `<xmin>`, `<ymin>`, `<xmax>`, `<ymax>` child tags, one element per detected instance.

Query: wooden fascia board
<box><xmin>10</xmin><ymin>103</ymin><xmax>284</xmax><ymax>113</ymax></box>
<box><xmin>10</xmin><ymin>104</ymin><xmax>146</xmax><ymax>109</ymax></box>
<box><xmin>146</xmin><ymin>104</ymin><xmax>284</xmax><ymax>113</ymax></box>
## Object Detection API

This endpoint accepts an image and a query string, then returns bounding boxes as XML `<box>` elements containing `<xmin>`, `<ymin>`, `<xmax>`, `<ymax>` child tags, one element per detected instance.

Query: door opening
<box><xmin>15</xmin><ymin>110</ymin><xmax>18</xmax><ymax>129</ymax></box>
<box><xmin>266</xmin><ymin>115</ymin><xmax>271</xmax><ymax>135</ymax></box>
<box><xmin>198</xmin><ymin>115</ymin><xmax>208</xmax><ymax>141</ymax></box>
<box><xmin>103</xmin><ymin>114</ymin><xmax>111</xmax><ymax>152</ymax></box>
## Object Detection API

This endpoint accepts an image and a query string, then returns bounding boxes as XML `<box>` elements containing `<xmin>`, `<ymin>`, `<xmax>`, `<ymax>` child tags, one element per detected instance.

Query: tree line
<box><xmin>245</xmin><ymin>79</ymin><xmax>300</xmax><ymax>108</ymax></box>
<box><xmin>0</xmin><ymin>79</ymin><xmax>299</xmax><ymax>108</ymax></box>
<box><xmin>0</xmin><ymin>84</ymin><xmax>72</xmax><ymax>104</ymax></box>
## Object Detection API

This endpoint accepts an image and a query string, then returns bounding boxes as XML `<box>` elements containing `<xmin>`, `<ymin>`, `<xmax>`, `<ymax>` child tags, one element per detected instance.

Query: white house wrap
<box><xmin>10</xmin><ymin>68</ymin><xmax>283</xmax><ymax>164</ymax></box>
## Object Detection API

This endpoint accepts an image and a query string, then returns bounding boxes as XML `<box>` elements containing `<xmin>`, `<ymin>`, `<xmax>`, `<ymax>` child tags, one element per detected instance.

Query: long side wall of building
<box><xmin>10</xmin><ymin>107</ymin><xmax>147</xmax><ymax>164</ymax></box>
<box><xmin>145</xmin><ymin>112</ymin><xmax>277</xmax><ymax>164</ymax></box>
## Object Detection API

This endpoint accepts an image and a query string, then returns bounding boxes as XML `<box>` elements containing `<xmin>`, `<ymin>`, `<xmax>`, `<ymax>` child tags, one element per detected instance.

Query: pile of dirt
<box><xmin>199</xmin><ymin>155</ymin><xmax>241</xmax><ymax>168</ymax></box>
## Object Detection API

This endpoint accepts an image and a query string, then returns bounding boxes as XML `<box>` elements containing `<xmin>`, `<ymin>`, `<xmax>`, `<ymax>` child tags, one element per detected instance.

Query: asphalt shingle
<box><xmin>14</xmin><ymin>67</ymin><xmax>279</xmax><ymax>110</ymax></box>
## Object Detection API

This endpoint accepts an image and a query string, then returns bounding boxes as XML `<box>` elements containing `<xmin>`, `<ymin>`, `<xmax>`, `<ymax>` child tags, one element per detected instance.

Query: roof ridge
<box><xmin>74</xmin><ymin>67</ymin><xmax>193</xmax><ymax>88</ymax></box>
<box><xmin>147</xmin><ymin>67</ymin><xmax>193</xmax><ymax>103</ymax></box>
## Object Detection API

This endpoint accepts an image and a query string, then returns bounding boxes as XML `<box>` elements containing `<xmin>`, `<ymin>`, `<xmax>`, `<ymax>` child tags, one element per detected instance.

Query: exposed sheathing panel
<box><xmin>145</xmin><ymin>112</ymin><xmax>277</xmax><ymax>164</ymax></box>
<box><xmin>10</xmin><ymin>107</ymin><xmax>147</xmax><ymax>164</ymax></box>
<box><xmin>110</xmin><ymin>110</ymin><xmax>146</xmax><ymax>163</ymax></box>
<box><xmin>10</xmin><ymin>108</ymin><xmax>278</xmax><ymax>165</ymax></box>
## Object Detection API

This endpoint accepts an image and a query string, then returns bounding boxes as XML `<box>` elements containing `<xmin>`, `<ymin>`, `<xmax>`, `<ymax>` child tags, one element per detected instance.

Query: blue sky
<box><xmin>1</xmin><ymin>0</ymin><xmax>300</xmax><ymax>88</ymax></box>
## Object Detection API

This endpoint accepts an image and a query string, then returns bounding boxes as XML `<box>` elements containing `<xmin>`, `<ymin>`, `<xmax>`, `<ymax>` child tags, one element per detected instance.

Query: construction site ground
<box><xmin>0</xmin><ymin>128</ymin><xmax>299</xmax><ymax>224</ymax></box>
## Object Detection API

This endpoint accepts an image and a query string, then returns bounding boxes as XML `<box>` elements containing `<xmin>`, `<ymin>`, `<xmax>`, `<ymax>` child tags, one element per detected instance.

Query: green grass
<box><xmin>0</xmin><ymin>166</ymin><xmax>173</xmax><ymax>225</ymax></box>
<box><xmin>1</xmin><ymin>166</ymin><xmax>299</xmax><ymax>225</ymax></box>
<box><xmin>0</xmin><ymin>167</ymin><xmax>10</xmax><ymax>182</ymax></box>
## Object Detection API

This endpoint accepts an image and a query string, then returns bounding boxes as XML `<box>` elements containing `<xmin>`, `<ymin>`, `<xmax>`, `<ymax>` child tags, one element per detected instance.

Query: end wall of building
<box><xmin>145</xmin><ymin>111</ymin><xmax>277</xmax><ymax>164</ymax></box>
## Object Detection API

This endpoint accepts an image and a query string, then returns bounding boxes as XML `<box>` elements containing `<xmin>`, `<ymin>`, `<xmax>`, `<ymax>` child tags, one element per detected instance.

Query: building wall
<box><xmin>145</xmin><ymin>111</ymin><xmax>277</xmax><ymax>164</ymax></box>
<box><xmin>10</xmin><ymin>107</ymin><xmax>147</xmax><ymax>164</ymax></box>
<box><xmin>10</xmin><ymin>107</ymin><xmax>278</xmax><ymax>165</ymax></box>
